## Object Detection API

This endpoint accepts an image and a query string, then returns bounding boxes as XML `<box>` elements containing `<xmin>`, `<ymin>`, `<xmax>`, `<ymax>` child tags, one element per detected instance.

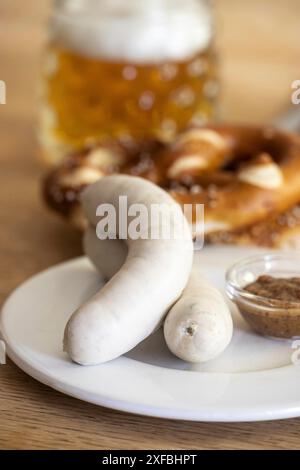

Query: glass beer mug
<box><xmin>39</xmin><ymin>0</ymin><xmax>218</xmax><ymax>165</ymax></box>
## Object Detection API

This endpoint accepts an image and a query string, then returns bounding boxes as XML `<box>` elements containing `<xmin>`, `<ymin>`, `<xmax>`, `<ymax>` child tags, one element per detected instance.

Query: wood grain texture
<box><xmin>0</xmin><ymin>0</ymin><xmax>300</xmax><ymax>450</ymax></box>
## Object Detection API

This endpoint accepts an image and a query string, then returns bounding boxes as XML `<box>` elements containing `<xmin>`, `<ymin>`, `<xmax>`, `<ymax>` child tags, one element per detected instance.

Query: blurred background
<box><xmin>1</xmin><ymin>0</ymin><xmax>300</xmax><ymax>291</ymax></box>
<box><xmin>2</xmin><ymin>0</ymin><xmax>300</xmax><ymax>125</ymax></box>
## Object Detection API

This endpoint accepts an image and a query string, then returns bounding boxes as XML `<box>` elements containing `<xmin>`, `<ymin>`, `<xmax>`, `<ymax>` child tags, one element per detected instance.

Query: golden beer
<box><xmin>40</xmin><ymin>0</ymin><xmax>218</xmax><ymax>165</ymax></box>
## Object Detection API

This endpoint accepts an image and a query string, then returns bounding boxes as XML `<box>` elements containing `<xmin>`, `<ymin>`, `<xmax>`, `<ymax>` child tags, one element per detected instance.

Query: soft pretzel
<box><xmin>43</xmin><ymin>125</ymin><xmax>300</xmax><ymax>248</ymax></box>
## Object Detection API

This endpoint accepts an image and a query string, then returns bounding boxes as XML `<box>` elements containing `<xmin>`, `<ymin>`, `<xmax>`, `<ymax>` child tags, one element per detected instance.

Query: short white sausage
<box><xmin>164</xmin><ymin>269</ymin><xmax>233</xmax><ymax>363</ymax></box>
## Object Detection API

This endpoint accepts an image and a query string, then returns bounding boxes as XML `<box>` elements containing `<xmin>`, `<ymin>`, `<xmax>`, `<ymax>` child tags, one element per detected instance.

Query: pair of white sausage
<box><xmin>84</xmin><ymin>229</ymin><xmax>233</xmax><ymax>363</ymax></box>
<box><xmin>64</xmin><ymin>175</ymin><xmax>193</xmax><ymax>365</ymax></box>
<box><xmin>64</xmin><ymin>175</ymin><xmax>233</xmax><ymax>365</ymax></box>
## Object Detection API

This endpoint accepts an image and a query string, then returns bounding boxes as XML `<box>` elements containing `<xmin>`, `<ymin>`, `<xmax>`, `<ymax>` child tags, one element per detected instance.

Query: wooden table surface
<box><xmin>1</xmin><ymin>0</ymin><xmax>300</xmax><ymax>450</ymax></box>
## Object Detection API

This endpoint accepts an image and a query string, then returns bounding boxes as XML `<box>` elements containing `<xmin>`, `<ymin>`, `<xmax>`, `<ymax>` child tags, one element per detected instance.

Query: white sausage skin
<box><xmin>164</xmin><ymin>270</ymin><xmax>233</xmax><ymax>363</ymax></box>
<box><xmin>84</xmin><ymin>230</ymin><xmax>233</xmax><ymax>364</ymax></box>
<box><xmin>83</xmin><ymin>227</ymin><xmax>127</xmax><ymax>280</ymax></box>
<box><xmin>64</xmin><ymin>175</ymin><xmax>193</xmax><ymax>365</ymax></box>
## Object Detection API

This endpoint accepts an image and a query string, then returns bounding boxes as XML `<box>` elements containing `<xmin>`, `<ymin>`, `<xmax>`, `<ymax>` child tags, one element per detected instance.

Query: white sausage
<box><xmin>164</xmin><ymin>269</ymin><xmax>233</xmax><ymax>363</ymax></box>
<box><xmin>84</xmin><ymin>229</ymin><xmax>233</xmax><ymax>363</ymax></box>
<box><xmin>64</xmin><ymin>175</ymin><xmax>193</xmax><ymax>365</ymax></box>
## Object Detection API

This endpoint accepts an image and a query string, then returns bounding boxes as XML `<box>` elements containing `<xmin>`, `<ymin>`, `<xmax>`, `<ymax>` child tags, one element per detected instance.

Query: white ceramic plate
<box><xmin>1</xmin><ymin>246</ymin><xmax>300</xmax><ymax>422</ymax></box>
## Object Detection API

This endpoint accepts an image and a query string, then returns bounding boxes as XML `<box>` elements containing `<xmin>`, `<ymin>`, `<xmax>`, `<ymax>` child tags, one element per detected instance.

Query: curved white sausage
<box><xmin>64</xmin><ymin>175</ymin><xmax>193</xmax><ymax>365</ymax></box>
<box><xmin>84</xmin><ymin>229</ymin><xmax>233</xmax><ymax>363</ymax></box>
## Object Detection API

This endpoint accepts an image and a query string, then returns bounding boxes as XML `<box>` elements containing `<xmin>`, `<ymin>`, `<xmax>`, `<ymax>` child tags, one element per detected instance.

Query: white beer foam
<box><xmin>52</xmin><ymin>0</ymin><xmax>212</xmax><ymax>63</ymax></box>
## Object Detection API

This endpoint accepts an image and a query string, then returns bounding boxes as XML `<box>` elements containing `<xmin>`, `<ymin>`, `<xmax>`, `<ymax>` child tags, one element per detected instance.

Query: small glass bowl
<box><xmin>226</xmin><ymin>253</ymin><xmax>300</xmax><ymax>339</ymax></box>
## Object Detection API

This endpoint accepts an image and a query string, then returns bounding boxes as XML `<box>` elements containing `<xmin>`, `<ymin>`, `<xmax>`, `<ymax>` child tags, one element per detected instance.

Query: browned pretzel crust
<box><xmin>43</xmin><ymin>125</ymin><xmax>300</xmax><ymax>248</ymax></box>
